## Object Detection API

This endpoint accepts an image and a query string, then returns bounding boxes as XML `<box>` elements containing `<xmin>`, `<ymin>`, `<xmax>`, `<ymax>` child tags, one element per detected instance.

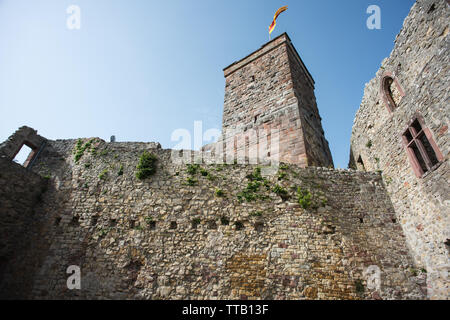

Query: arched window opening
<box><xmin>381</xmin><ymin>73</ymin><xmax>404</xmax><ymax>113</ymax></box>
<box><xmin>383</xmin><ymin>77</ymin><xmax>398</xmax><ymax>110</ymax></box>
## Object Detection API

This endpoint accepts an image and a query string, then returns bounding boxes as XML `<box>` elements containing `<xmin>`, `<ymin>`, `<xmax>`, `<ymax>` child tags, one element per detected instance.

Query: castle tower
<box><xmin>221</xmin><ymin>33</ymin><xmax>333</xmax><ymax>167</ymax></box>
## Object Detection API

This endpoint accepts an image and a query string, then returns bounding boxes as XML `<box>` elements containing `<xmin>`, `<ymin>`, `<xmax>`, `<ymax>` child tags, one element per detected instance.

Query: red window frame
<box><xmin>402</xmin><ymin>115</ymin><xmax>443</xmax><ymax>178</ymax></box>
<box><xmin>380</xmin><ymin>72</ymin><xmax>405</xmax><ymax>114</ymax></box>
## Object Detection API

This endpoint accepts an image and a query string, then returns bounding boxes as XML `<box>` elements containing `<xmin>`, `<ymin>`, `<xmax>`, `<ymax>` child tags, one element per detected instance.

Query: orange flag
<box><xmin>269</xmin><ymin>6</ymin><xmax>288</xmax><ymax>35</ymax></box>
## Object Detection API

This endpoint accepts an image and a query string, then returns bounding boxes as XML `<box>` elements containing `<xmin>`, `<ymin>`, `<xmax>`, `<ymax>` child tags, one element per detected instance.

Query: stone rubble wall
<box><xmin>1</xmin><ymin>137</ymin><xmax>425</xmax><ymax>300</ymax></box>
<box><xmin>349</xmin><ymin>0</ymin><xmax>449</xmax><ymax>299</ymax></box>
<box><xmin>0</xmin><ymin>158</ymin><xmax>47</xmax><ymax>299</ymax></box>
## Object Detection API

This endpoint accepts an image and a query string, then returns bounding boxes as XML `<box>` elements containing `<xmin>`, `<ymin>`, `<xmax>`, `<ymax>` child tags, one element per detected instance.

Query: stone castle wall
<box><xmin>1</xmin><ymin>0</ymin><xmax>446</xmax><ymax>301</ymax></box>
<box><xmin>349</xmin><ymin>0</ymin><xmax>449</xmax><ymax>299</ymax></box>
<box><xmin>0</xmin><ymin>134</ymin><xmax>426</xmax><ymax>299</ymax></box>
<box><xmin>0</xmin><ymin>158</ymin><xmax>47</xmax><ymax>299</ymax></box>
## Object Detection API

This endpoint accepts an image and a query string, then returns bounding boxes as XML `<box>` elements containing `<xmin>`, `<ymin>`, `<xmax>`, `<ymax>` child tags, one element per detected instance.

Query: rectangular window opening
<box><xmin>403</xmin><ymin>117</ymin><xmax>442</xmax><ymax>177</ymax></box>
<box><xmin>13</xmin><ymin>144</ymin><xmax>33</xmax><ymax>166</ymax></box>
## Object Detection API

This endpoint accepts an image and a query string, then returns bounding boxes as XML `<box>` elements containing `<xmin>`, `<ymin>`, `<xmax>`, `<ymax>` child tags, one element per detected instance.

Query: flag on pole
<box><xmin>269</xmin><ymin>6</ymin><xmax>288</xmax><ymax>35</ymax></box>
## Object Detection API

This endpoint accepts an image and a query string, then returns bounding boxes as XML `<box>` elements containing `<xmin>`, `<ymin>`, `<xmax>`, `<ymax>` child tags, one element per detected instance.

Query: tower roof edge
<box><xmin>223</xmin><ymin>32</ymin><xmax>314</xmax><ymax>86</ymax></box>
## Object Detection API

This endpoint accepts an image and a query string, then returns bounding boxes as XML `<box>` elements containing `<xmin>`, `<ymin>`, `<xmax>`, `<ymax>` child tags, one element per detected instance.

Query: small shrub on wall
<box><xmin>136</xmin><ymin>152</ymin><xmax>157</xmax><ymax>180</ymax></box>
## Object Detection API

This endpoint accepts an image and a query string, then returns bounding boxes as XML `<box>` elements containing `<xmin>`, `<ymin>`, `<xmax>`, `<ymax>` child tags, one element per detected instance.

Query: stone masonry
<box><xmin>0</xmin><ymin>126</ymin><xmax>47</xmax><ymax>168</ymax></box>
<box><xmin>0</xmin><ymin>158</ymin><xmax>47</xmax><ymax>298</ymax></box>
<box><xmin>350</xmin><ymin>0</ymin><xmax>449</xmax><ymax>299</ymax></box>
<box><xmin>0</xmin><ymin>133</ymin><xmax>426</xmax><ymax>299</ymax></box>
<box><xmin>207</xmin><ymin>33</ymin><xmax>333</xmax><ymax>168</ymax></box>
<box><xmin>0</xmin><ymin>0</ymin><xmax>447</xmax><ymax>300</ymax></box>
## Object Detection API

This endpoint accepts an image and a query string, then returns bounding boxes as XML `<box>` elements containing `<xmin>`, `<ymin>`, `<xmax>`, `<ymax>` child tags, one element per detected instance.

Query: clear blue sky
<box><xmin>0</xmin><ymin>0</ymin><xmax>415</xmax><ymax>168</ymax></box>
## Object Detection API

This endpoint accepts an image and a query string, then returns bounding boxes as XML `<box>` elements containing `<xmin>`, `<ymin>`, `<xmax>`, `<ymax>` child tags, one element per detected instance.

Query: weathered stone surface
<box><xmin>0</xmin><ymin>158</ymin><xmax>47</xmax><ymax>299</ymax></box>
<box><xmin>349</xmin><ymin>0</ymin><xmax>449</xmax><ymax>299</ymax></box>
<box><xmin>0</xmin><ymin>136</ymin><xmax>425</xmax><ymax>300</ymax></box>
<box><xmin>0</xmin><ymin>0</ymin><xmax>446</xmax><ymax>301</ymax></box>
<box><xmin>206</xmin><ymin>33</ymin><xmax>333</xmax><ymax>168</ymax></box>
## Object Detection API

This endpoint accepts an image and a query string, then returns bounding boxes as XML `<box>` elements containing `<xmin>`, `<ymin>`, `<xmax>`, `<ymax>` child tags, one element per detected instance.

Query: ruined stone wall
<box><xmin>221</xmin><ymin>33</ymin><xmax>333</xmax><ymax>168</ymax></box>
<box><xmin>349</xmin><ymin>0</ymin><xmax>449</xmax><ymax>299</ymax></box>
<box><xmin>0</xmin><ymin>158</ymin><xmax>47</xmax><ymax>299</ymax></box>
<box><xmin>0</xmin><ymin>136</ymin><xmax>423</xmax><ymax>300</ymax></box>
<box><xmin>0</xmin><ymin>126</ymin><xmax>47</xmax><ymax>168</ymax></box>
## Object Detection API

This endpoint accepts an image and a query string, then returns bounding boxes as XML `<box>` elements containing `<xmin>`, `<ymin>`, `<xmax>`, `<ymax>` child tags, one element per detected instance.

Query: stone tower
<box><xmin>221</xmin><ymin>33</ymin><xmax>333</xmax><ymax>167</ymax></box>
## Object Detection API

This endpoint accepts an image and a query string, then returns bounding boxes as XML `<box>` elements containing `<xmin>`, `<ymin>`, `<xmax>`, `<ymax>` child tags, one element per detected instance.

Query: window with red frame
<box><xmin>402</xmin><ymin>117</ymin><xmax>443</xmax><ymax>177</ymax></box>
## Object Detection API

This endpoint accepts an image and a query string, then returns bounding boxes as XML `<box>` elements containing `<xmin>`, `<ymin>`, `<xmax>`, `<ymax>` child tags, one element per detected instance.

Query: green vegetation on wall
<box><xmin>136</xmin><ymin>152</ymin><xmax>158</xmax><ymax>180</ymax></box>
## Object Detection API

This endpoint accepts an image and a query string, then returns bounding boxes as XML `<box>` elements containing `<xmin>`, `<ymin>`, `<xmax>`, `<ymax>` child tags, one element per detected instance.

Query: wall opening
<box><xmin>54</xmin><ymin>217</ymin><xmax>62</xmax><ymax>226</ymax></box>
<box><xmin>383</xmin><ymin>77</ymin><xmax>398</xmax><ymax>111</ymax></box>
<box><xmin>13</xmin><ymin>144</ymin><xmax>33</xmax><ymax>167</ymax></box>
<box><xmin>70</xmin><ymin>216</ymin><xmax>80</xmax><ymax>227</ymax></box>
<box><xmin>357</xmin><ymin>156</ymin><xmax>366</xmax><ymax>171</ymax></box>
<box><xmin>402</xmin><ymin>116</ymin><xmax>443</xmax><ymax>177</ymax></box>
<box><xmin>220</xmin><ymin>216</ymin><xmax>229</xmax><ymax>226</ymax></box>
<box><xmin>207</xmin><ymin>220</ymin><xmax>217</xmax><ymax>230</ymax></box>
<box><xmin>254</xmin><ymin>222</ymin><xmax>264</xmax><ymax>232</ymax></box>
<box><xmin>235</xmin><ymin>221</ymin><xmax>244</xmax><ymax>231</ymax></box>
<box><xmin>191</xmin><ymin>219</ymin><xmax>200</xmax><ymax>229</ymax></box>
<box><xmin>380</xmin><ymin>73</ymin><xmax>404</xmax><ymax>113</ymax></box>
